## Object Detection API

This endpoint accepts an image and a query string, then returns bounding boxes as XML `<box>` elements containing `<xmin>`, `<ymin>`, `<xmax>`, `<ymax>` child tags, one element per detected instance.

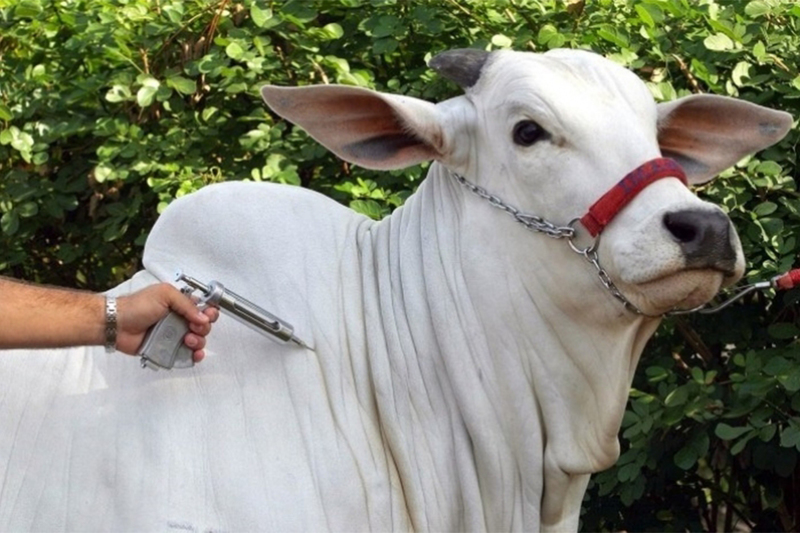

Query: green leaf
<box><xmin>350</xmin><ymin>199</ymin><xmax>385</xmax><ymax>220</ymax></box>
<box><xmin>744</xmin><ymin>1</ymin><xmax>771</xmax><ymax>17</ymax></box>
<box><xmin>537</xmin><ymin>24</ymin><xmax>559</xmax><ymax>45</ymax></box>
<box><xmin>166</xmin><ymin>76</ymin><xmax>196</xmax><ymax>95</ymax></box>
<box><xmin>675</xmin><ymin>432</ymin><xmax>709</xmax><ymax>470</ymax></box>
<box><xmin>17</xmin><ymin>202</ymin><xmax>38</xmax><ymax>218</ymax></box>
<box><xmin>9</xmin><ymin>128</ymin><xmax>34</xmax><ymax>153</ymax></box>
<box><xmin>14</xmin><ymin>0</ymin><xmax>43</xmax><ymax>18</ymax></box>
<box><xmin>226</xmin><ymin>42</ymin><xmax>245</xmax><ymax>60</ymax></box>
<box><xmin>619</xmin><ymin>474</ymin><xmax>646</xmax><ymax>506</ymax></box>
<box><xmin>674</xmin><ymin>445</ymin><xmax>698</xmax><ymax>470</ymax></box>
<box><xmin>106</xmin><ymin>85</ymin><xmax>132</xmax><ymax>103</ymax></box>
<box><xmin>1</xmin><ymin>211</ymin><xmax>19</xmax><ymax>235</ymax></box>
<box><xmin>634</xmin><ymin>4</ymin><xmax>655</xmax><ymax>28</ymax></box>
<box><xmin>759</xmin><ymin>424</ymin><xmax>777</xmax><ymax>442</ymax></box>
<box><xmin>780</xmin><ymin>424</ymin><xmax>800</xmax><ymax>450</ymax></box>
<box><xmin>369</xmin><ymin>15</ymin><xmax>402</xmax><ymax>38</ymax></box>
<box><xmin>732</xmin><ymin>61</ymin><xmax>750</xmax><ymax>87</ymax></box>
<box><xmin>372</xmin><ymin>38</ymin><xmax>398</xmax><ymax>56</ymax></box>
<box><xmin>321</xmin><ymin>23</ymin><xmax>344</xmax><ymax>40</ymax></box>
<box><xmin>664</xmin><ymin>386</ymin><xmax>689</xmax><ymax>407</ymax></box>
<box><xmin>704</xmin><ymin>33</ymin><xmax>734</xmax><ymax>51</ymax></box>
<box><xmin>753</xmin><ymin>41</ymin><xmax>767</xmax><ymax>60</ymax></box>
<box><xmin>201</xmin><ymin>107</ymin><xmax>218</xmax><ymax>122</ymax></box>
<box><xmin>136</xmin><ymin>77</ymin><xmax>160</xmax><ymax>107</ymax></box>
<box><xmin>768</xmin><ymin>323</ymin><xmax>799</xmax><ymax>340</ymax></box>
<box><xmin>597</xmin><ymin>27</ymin><xmax>628</xmax><ymax>49</ymax></box>
<box><xmin>778</xmin><ymin>368</ymin><xmax>800</xmax><ymax>393</ymax></box>
<box><xmin>162</xmin><ymin>3</ymin><xmax>184</xmax><ymax>23</ymax></box>
<box><xmin>716</xmin><ymin>423</ymin><xmax>752</xmax><ymax>441</ymax></box>
<box><xmin>757</xmin><ymin>161</ymin><xmax>782</xmax><ymax>176</ymax></box>
<box><xmin>731</xmin><ymin>432</ymin><xmax>756</xmax><ymax>455</ymax></box>
<box><xmin>491</xmin><ymin>34</ymin><xmax>513</xmax><ymax>49</ymax></box>
<box><xmin>323</xmin><ymin>56</ymin><xmax>350</xmax><ymax>74</ymax></box>
<box><xmin>754</xmin><ymin>201</ymin><xmax>778</xmax><ymax>217</ymax></box>
<box><xmin>251</xmin><ymin>5</ymin><xmax>273</xmax><ymax>27</ymax></box>
<box><xmin>224</xmin><ymin>82</ymin><xmax>248</xmax><ymax>94</ymax></box>
<box><xmin>617</xmin><ymin>462</ymin><xmax>640</xmax><ymax>482</ymax></box>
<box><xmin>95</xmin><ymin>164</ymin><xmax>114</xmax><ymax>183</ymax></box>
<box><xmin>0</xmin><ymin>104</ymin><xmax>12</xmax><ymax>121</ymax></box>
<box><xmin>764</xmin><ymin>355</ymin><xmax>792</xmax><ymax>375</ymax></box>
<box><xmin>645</xmin><ymin>365</ymin><xmax>669</xmax><ymax>383</ymax></box>
<box><xmin>32</xmin><ymin>151</ymin><xmax>49</xmax><ymax>165</ymax></box>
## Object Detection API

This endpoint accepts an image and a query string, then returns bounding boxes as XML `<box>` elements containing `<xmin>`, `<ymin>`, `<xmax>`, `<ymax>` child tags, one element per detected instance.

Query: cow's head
<box><xmin>261</xmin><ymin>49</ymin><xmax>792</xmax><ymax>317</ymax></box>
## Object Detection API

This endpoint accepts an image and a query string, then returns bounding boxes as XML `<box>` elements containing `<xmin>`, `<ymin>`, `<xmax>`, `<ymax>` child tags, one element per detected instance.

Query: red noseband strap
<box><xmin>580</xmin><ymin>158</ymin><xmax>688</xmax><ymax>237</ymax></box>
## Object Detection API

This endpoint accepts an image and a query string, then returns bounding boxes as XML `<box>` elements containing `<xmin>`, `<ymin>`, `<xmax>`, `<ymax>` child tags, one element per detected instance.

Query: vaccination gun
<box><xmin>138</xmin><ymin>271</ymin><xmax>312</xmax><ymax>371</ymax></box>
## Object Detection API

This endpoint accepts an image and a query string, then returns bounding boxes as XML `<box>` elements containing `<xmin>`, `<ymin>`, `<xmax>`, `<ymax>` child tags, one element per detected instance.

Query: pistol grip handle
<box><xmin>138</xmin><ymin>311</ymin><xmax>194</xmax><ymax>371</ymax></box>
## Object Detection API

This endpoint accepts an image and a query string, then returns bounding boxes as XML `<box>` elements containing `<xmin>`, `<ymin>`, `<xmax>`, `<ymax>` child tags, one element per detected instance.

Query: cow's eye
<box><xmin>512</xmin><ymin>120</ymin><xmax>545</xmax><ymax>146</ymax></box>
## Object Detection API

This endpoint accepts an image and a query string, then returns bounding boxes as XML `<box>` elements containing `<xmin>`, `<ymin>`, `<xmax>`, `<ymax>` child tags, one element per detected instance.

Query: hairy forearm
<box><xmin>0</xmin><ymin>277</ymin><xmax>106</xmax><ymax>349</ymax></box>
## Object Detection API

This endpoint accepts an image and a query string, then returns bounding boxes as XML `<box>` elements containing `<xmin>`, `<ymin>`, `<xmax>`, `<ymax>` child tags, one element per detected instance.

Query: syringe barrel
<box><xmin>201</xmin><ymin>281</ymin><xmax>295</xmax><ymax>344</ymax></box>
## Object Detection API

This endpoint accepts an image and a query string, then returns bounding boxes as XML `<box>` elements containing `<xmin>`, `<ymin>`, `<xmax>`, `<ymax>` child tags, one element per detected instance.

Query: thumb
<box><xmin>161</xmin><ymin>284</ymin><xmax>209</xmax><ymax>326</ymax></box>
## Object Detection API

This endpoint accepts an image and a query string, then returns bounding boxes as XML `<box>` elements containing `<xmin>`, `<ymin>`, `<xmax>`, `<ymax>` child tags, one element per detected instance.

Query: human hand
<box><xmin>114</xmin><ymin>283</ymin><xmax>220</xmax><ymax>361</ymax></box>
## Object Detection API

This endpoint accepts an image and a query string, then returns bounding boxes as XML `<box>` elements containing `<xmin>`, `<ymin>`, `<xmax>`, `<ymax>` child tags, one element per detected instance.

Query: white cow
<box><xmin>0</xmin><ymin>49</ymin><xmax>792</xmax><ymax>532</ymax></box>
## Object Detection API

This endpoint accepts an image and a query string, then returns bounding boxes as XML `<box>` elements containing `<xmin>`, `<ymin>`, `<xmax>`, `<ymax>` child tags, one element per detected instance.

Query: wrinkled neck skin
<box><xmin>362</xmin><ymin>162</ymin><xmax>660</xmax><ymax>531</ymax></box>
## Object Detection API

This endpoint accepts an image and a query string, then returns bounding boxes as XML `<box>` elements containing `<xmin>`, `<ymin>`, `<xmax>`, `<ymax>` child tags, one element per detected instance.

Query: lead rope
<box><xmin>451</xmin><ymin>171</ymin><xmax>800</xmax><ymax>317</ymax></box>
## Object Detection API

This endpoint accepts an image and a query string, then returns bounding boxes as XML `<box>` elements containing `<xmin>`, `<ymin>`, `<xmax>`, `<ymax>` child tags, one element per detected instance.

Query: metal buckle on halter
<box><xmin>566</xmin><ymin>218</ymin><xmax>599</xmax><ymax>256</ymax></box>
<box><xmin>452</xmin><ymin>159</ymin><xmax>799</xmax><ymax>318</ymax></box>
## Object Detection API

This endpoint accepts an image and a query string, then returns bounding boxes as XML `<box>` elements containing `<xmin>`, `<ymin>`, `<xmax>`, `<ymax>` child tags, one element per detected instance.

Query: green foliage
<box><xmin>1</xmin><ymin>0</ymin><xmax>799</xmax><ymax>530</ymax></box>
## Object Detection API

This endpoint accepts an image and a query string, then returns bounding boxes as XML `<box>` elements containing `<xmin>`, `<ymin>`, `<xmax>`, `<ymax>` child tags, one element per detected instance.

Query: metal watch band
<box><xmin>104</xmin><ymin>296</ymin><xmax>117</xmax><ymax>353</ymax></box>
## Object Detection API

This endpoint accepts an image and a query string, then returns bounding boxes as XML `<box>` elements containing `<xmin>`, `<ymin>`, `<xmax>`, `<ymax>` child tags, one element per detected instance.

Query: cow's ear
<box><xmin>261</xmin><ymin>85</ymin><xmax>446</xmax><ymax>171</ymax></box>
<box><xmin>657</xmin><ymin>94</ymin><xmax>792</xmax><ymax>184</ymax></box>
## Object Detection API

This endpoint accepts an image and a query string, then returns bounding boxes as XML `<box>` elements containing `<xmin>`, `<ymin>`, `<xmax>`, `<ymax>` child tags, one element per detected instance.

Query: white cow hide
<box><xmin>0</xmin><ymin>49</ymin><xmax>792</xmax><ymax>532</ymax></box>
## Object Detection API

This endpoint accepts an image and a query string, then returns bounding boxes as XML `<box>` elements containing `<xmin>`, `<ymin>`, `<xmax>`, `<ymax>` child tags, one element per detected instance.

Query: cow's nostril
<box><xmin>662</xmin><ymin>209</ymin><xmax>738</xmax><ymax>274</ymax></box>
<box><xmin>663</xmin><ymin>213</ymin><xmax>699</xmax><ymax>244</ymax></box>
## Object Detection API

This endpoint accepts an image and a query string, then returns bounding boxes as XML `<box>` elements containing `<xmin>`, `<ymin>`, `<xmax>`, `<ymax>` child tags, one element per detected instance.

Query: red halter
<box><xmin>453</xmin><ymin>156</ymin><xmax>800</xmax><ymax>314</ymax></box>
<box><xmin>578</xmin><ymin>157</ymin><xmax>800</xmax><ymax>299</ymax></box>
<box><xmin>579</xmin><ymin>157</ymin><xmax>688</xmax><ymax>237</ymax></box>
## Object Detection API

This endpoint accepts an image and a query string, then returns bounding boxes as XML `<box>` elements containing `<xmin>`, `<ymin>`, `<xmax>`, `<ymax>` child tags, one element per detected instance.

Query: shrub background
<box><xmin>1</xmin><ymin>0</ymin><xmax>799</xmax><ymax>530</ymax></box>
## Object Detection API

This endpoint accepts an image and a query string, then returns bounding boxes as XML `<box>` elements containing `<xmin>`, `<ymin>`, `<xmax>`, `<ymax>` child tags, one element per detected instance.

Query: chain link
<box><xmin>583</xmin><ymin>248</ymin><xmax>649</xmax><ymax>315</ymax></box>
<box><xmin>453</xmin><ymin>174</ymin><xmax>575</xmax><ymax>239</ymax></box>
<box><xmin>452</xmin><ymin>172</ymin><xmax>650</xmax><ymax>316</ymax></box>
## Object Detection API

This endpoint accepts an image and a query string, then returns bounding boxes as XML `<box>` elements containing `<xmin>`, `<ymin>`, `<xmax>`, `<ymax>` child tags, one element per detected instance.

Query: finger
<box><xmin>193</xmin><ymin>350</ymin><xmax>206</xmax><ymax>363</ymax></box>
<box><xmin>202</xmin><ymin>307</ymin><xmax>220</xmax><ymax>323</ymax></box>
<box><xmin>188</xmin><ymin>321</ymin><xmax>211</xmax><ymax>336</ymax></box>
<box><xmin>165</xmin><ymin>287</ymin><xmax>210</xmax><ymax>326</ymax></box>
<box><xmin>183</xmin><ymin>332</ymin><xmax>205</xmax><ymax>351</ymax></box>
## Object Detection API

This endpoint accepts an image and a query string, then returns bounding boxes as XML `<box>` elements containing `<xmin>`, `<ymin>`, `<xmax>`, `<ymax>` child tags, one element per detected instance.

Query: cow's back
<box><xmin>0</xmin><ymin>182</ymin><xmax>412</xmax><ymax>531</ymax></box>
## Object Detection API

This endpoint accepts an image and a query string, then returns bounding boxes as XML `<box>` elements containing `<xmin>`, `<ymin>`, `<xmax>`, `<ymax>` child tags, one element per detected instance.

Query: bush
<box><xmin>1</xmin><ymin>0</ymin><xmax>798</xmax><ymax>530</ymax></box>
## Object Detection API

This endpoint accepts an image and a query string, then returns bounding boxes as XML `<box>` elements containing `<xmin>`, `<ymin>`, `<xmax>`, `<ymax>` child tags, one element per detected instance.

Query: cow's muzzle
<box><xmin>662</xmin><ymin>208</ymin><xmax>738</xmax><ymax>276</ymax></box>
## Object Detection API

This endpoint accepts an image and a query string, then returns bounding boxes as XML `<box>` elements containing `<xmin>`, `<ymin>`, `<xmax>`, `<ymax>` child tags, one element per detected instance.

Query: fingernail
<box><xmin>185</xmin><ymin>336</ymin><xmax>197</xmax><ymax>348</ymax></box>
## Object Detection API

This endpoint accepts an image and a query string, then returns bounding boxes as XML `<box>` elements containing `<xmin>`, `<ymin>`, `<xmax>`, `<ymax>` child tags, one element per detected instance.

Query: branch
<box><xmin>671</xmin><ymin>54</ymin><xmax>703</xmax><ymax>94</ymax></box>
<box><xmin>442</xmin><ymin>0</ymin><xmax>489</xmax><ymax>32</ymax></box>
<box><xmin>154</xmin><ymin>0</ymin><xmax>225</xmax><ymax>62</ymax></box>
<box><xmin>674</xmin><ymin>317</ymin><xmax>714</xmax><ymax>365</ymax></box>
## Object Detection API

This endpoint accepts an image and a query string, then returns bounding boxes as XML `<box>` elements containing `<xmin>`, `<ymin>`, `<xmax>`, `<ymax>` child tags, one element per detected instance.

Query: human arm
<box><xmin>0</xmin><ymin>278</ymin><xmax>218</xmax><ymax>361</ymax></box>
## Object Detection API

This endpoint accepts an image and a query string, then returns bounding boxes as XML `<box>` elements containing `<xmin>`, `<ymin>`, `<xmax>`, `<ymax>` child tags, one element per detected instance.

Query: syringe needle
<box><xmin>290</xmin><ymin>335</ymin><xmax>313</xmax><ymax>350</ymax></box>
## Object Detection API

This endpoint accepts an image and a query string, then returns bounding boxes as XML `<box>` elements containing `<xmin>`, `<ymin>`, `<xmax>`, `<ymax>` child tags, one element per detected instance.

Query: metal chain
<box><xmin>452</xmin><ymin>172</ymin><xmax>650</xmax><ymax>316</ymax></box>
<box><xmin>582</xmin><ymin>248</ymin><xmax>650</xmax><ymax>316</ymax></box>
<box><xmin>453</xmin><ymin>171</ymin><xmax>775</xmax><ymax>318</ymax></box>
<box><xmin>452</xmin><ymin>174</ymin><xmax>575</xmax><ymax>239</ymax></box>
